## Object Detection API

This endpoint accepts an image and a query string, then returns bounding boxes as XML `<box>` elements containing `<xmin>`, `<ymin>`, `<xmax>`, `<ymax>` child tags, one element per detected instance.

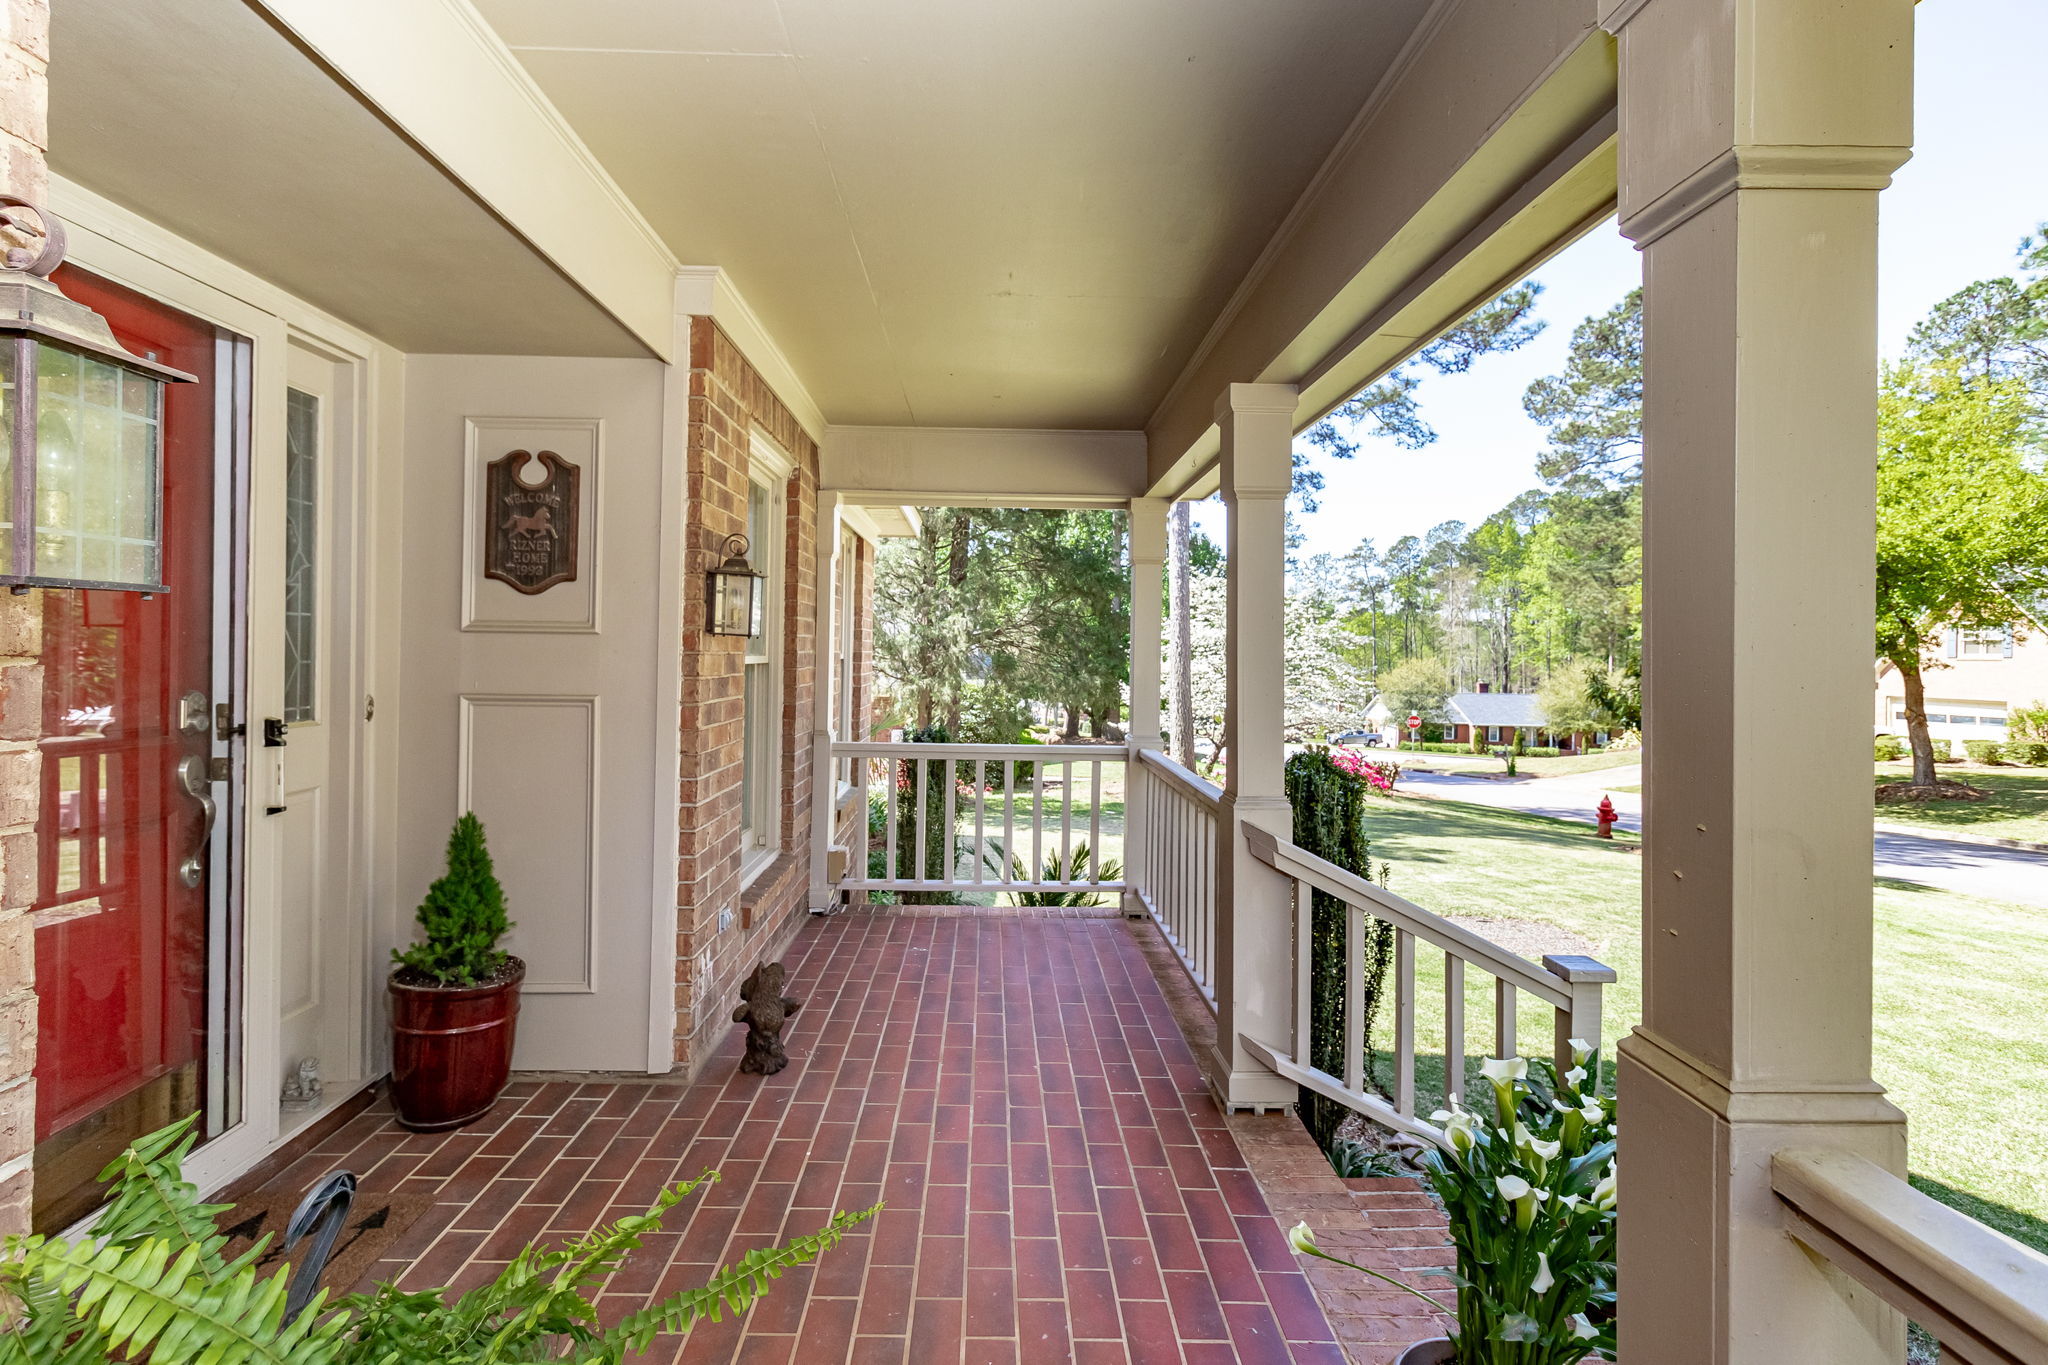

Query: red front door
<box><xmin>31</xmin><ymin>268</ymin><xmax>228</xmax><ymax>1233</ymax></box>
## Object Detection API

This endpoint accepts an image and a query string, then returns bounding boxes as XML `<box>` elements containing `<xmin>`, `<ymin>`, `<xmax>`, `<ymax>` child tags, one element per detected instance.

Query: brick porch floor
<box><xmin>262</xmin><ymin>908</ymin><xmax>1453</xmax><ymax>1363</ymax></box>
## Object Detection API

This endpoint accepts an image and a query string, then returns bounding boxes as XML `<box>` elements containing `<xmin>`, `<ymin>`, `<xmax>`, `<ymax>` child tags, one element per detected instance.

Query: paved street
<box><xmin>1397</xmin><ymin>766</ymin><xmax>2048</xmax><ymax>909</ymax></box>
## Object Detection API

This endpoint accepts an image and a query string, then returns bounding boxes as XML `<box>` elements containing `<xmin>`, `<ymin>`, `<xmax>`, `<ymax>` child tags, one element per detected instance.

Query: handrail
<box><xmin>1774</xmin><ymin>1149</ymin><xmax>2048</xmax><ymax>1364</ymax></box>
<box><xmin>1243</xmin><ymin>823</ymin><xmax>1583</xmax><ymax>1007</ymax></box>
<box><xmin>834</xmin><ymin>740</ymin><xmax>1125</xmax><ymax>760</ymax></box>
<box><xmin>1135</xmin><ymin>747</ymin><xmax>1222</xmax><ymax>812</ymax></box>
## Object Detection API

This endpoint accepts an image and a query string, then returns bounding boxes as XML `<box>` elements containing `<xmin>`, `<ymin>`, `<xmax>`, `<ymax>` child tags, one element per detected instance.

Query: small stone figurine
<box><xmin>732</xmin><ymin>962</ymin><xmax>803</xmax><ymax>1075</ymax></box>
<box><xmin>281</xmin><ymin>1057</ymin><xmax>323</xmax><ymax>1109</ymax></box>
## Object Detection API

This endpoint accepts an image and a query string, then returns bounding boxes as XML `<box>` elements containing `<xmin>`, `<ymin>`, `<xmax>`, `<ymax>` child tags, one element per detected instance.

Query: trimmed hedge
<box><xmin>1394</xmin><ymin>741</ymin><xmax>1563</xmax><ymax>758</ymax></box>
<box><xmin>1930</xmin><ymin>738</ymin><xmax>1955</xmax><ymax>762</ymax></box>
<box><xmin>2006</xmin><ymin>740</ymin><xmax>2048</xmax><ymax>767</ymax></box>
<box><xmin>1964</xmin><ymin>740</ymin><xmax>2006</xmax><ymax>765</ymax></box>
<box><xmin>1874</xmin><ymin>735</ymin><xmax>1904</xmax><ymax>762</ymax></box>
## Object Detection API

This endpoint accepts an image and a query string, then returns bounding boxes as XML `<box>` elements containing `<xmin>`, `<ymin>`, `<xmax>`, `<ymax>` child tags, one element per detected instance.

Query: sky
<box><xmin>1197</xmin><ymin>0</ymin><xmax>2048</xmax><ymax>564</ymax></box>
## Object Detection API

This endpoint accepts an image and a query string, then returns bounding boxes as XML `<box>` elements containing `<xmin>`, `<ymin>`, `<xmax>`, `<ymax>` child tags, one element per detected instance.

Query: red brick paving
<box><xmin>262</xmin><ymin>909</ymin><xmax>1451</xmax><ymax>1363</ymax></box>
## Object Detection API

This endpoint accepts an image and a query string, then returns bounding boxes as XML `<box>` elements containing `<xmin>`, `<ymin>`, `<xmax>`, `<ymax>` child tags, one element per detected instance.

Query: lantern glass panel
<box><xmin>714</xmin><ymin>570</ymin><xmax>755</xmax><ymax>636</ymax></box>
<box><xmin>31</xmin><ymin>341</ymin><xmax>162</xmax><ymax>588</ymax></box>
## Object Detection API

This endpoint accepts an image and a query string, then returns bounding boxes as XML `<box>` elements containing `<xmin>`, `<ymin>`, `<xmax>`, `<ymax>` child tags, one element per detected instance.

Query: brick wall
<box><xmin>0</xmin><ymin>0</ymin><xmax>47</xmax><ymax>1236</ymax></box>
<box><xmin>675</xmin><ymin>318</ymin><xmax>819</xmax><ymax>1077</ymax></box>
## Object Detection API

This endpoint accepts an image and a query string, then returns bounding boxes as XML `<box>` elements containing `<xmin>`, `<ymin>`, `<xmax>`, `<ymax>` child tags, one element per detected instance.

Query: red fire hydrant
<box><xmin>1595</xmin><ymin>795</ymin><xmax>1617</xmax><ymax>840</ymax></box>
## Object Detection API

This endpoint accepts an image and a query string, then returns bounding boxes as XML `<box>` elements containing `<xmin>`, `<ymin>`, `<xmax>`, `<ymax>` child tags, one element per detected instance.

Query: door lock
<box><xmin>176</xmin><ymin>754</ymin><xmax>218</xmax><ymax>889</ymax></box>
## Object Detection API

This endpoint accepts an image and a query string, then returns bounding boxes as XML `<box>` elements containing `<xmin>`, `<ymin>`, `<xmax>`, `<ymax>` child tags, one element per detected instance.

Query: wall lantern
<box><xmin>707</xmin><ymin>533</ymin><xmax>766</xmax><ymax>637</ymax></box>
<box><xmin>0</xmin><ymin>197</ymin><xmax>195</xmax><ymax>595</ymax></box>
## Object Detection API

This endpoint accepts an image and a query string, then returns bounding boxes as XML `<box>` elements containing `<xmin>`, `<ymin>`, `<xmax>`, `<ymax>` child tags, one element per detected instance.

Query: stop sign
<box><xmin>1406</xmin><ymin>714</ymin><xmax>1421</xmax><ymax>730</ymax></box>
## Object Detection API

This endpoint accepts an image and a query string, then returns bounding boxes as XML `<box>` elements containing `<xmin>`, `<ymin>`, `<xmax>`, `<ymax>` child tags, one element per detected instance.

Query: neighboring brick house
<box><xmin>1365</xmin><ymin>684</ymin><xmax>1591</xmax><ymax>750</ymax></box>
<box><xmin>1874</xmin><ymin>627</ymin><xmax>2048</xmax><ymax>746</ymax></box>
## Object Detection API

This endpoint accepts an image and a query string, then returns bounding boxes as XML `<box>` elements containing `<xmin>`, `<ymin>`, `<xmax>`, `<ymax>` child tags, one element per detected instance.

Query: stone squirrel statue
<box><xmin>732</xmin><ymin>961</ymin><xmax>803</xmax><ymax>1075</ymax></box>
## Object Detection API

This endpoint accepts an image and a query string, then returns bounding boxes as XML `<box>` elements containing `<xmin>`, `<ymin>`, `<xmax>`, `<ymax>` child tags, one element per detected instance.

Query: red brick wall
<box><xmin>0</xmin><ymin>0</ymin><xmax>47</xmax><ymax>1235</ymax></box>
<box><xmin>675</xmin><ymin>318</ymin><xmax>819</xmax><ymax>1077</ymax></box>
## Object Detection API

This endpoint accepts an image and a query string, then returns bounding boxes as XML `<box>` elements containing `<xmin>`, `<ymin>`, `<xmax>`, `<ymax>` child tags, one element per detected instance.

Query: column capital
<box><xmin>1213</xmin><ymin>382</ymin><xmax>1298</xmax><ymax>424</ymax></box>
<box><xmin>1621</xmin><ymin>144</ymin><xmax>1913</xmax><ymax>248</ymax></box>
<box><xmin>1127</xmin><ymin>497</ymin><xmax>1168</xmax><ymax>566</ymax></box>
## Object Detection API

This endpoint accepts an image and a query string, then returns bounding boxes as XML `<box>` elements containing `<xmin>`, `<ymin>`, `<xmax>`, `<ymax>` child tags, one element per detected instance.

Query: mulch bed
<box><xmin>1876</xmin><ymin>778</ymin><xmax>1989</xmax><ymax>803</ymax></box>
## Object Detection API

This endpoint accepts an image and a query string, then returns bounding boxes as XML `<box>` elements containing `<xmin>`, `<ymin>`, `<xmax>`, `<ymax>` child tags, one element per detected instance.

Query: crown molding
<box><xmin>675</xmin><ymin>266</ymin><xmax>826</xmax><ymax>442</ymax></box>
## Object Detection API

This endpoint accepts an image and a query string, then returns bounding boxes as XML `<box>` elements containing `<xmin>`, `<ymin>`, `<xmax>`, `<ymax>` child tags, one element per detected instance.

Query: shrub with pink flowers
<box><xmin>1328</xmin><ymin>746</ymin><xmax>1401</xmax><ymax>792</ymax></box>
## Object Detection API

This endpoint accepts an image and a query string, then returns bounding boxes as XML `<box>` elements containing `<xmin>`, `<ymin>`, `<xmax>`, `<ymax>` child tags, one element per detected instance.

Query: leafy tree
<box><xmin>1376</xmin><ymin>656</ymin><xmax>1453</xmax><ymax>747</ymax></box>
<box><xmin>1523</xmin><ymin>289</ymin><xmax>1643</xmax><ymax>486</ymax></box>
<box><xmin>394</xmin><ymin>813</ymin><xmax>512</xmax><ymax>986</ymax></box>
<box><xmin>1535</xmin><ymin>659</ymin><xmax>1613</xmax><ymax>752</ymax></box>
<box><xmin>1907</xmin><ymin>223</ymin><xmax>2048</xmax><ymax>400</ymax></box>
<box><xmin>1586</xmin><ymin>653</ymin><xmax>1642</xmax><ymax>731</ymax></box>
<box><xmin>1875</xmin><ymin>360</ymin><xmax>2048</xmax><ymax>788</ymax></box>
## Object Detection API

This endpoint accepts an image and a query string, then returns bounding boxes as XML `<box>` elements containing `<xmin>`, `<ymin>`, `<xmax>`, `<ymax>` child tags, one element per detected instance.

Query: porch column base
<box><xmin>1619</xmin><ymin>1030</ymin><xmax>1908</xmax><ymax>1364</ymax></box>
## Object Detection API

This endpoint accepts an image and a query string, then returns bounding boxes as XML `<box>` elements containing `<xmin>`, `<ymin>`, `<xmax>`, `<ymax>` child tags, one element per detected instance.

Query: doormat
<box><xmin>218</xmin><ymin>1184</ymin><xmax>433</xmax><ymax>1297</ymax></box>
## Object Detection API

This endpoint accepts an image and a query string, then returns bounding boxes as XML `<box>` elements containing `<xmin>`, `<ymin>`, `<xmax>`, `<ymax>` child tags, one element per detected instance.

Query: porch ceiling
<box><xmin>47</xmin><ymin>0</ymin><xmax>649</xmax><ymax>357</ymax></box>
<box><xmin>470</xmin><ymin>0</ymin><xmax>1436</xmax><ymax>429</ymax></box>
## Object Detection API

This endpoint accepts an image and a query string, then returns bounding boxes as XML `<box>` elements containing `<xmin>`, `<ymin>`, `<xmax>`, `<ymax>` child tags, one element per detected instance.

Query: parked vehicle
<box><xmin>1328</xmin><ymin>729</ymin><xmax>1385</xmax><ymax>748</ymax></box>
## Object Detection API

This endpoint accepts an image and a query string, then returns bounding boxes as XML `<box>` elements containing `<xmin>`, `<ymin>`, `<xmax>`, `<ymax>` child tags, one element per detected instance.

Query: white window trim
<box><xmin>739</xmin><ymin>429</ymin><xmax>793</xmax><ymax>889</ymax></box>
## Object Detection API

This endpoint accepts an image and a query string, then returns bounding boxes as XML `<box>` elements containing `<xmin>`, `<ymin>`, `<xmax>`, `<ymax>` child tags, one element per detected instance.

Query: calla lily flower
<box><xmin>1531</xmin><ymin>1251</ymin><xmax>1554</xmax><ymax>1294</ymax></box>
<box><xmin>1496</xmin><ymin>1174</ymin><xmax>1531</xmax><ymax>1202</ymax></box>
<box><xmin>1565</xmin><ymin>1065</ymin><xmax>1589</xmax><ymax>1088</ymax></box>
<box><xmin>1572</xmin><ymin>1313</ymin><xmax>1599</xmax><ymax>1340</ymax></box>
<box><xmin>1569</xmin><ymin>1039</ymin><xmax>1594</xmax><ymax>1066</ymax></box>
<box><xmin>1480</xmin><ymin>1057</ymin><xmax>1527</xmax><ymax>1085</ymax></box>
<box><xmin>1286</xmin><ymin>1221</ymin><xmax>1318</xmax><ymax>1255</ymax></box>
<box><xmin>1593</xmin><ymin>1169</ymin><xmax>1618</xmax><ymax>1210</ymax></box>
<box><xmin>1528</xmin><ymin>1137</ymin><xmax>1561</xmax><ymax>1162</ymax></box>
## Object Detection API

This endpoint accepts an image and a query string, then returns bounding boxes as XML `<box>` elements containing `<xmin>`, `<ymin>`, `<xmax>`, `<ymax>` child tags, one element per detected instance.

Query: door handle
<box><xmin>177</xmin><ymin>753</ymin><xmax>217</xmax><ymax>889</ymax></box>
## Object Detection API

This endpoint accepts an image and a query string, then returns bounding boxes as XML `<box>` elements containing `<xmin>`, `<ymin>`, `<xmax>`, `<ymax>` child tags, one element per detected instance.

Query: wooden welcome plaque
<box><xmin>483</xmin><ymin>449</ymin><xmax>581</xmax><ymax>595</ymax></box>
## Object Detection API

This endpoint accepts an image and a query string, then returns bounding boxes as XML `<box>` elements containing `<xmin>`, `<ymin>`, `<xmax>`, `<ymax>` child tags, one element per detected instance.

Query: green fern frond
<box><xmin>602</xmin><ymin>1205</ymin><xmax>881</xmax><ymax>1357</ymax></box>
<box><xmin>0</xmin><ymin>1266</ymin><xmax>102</xmax><ymax>1365</ymax></box>
<box><xmin>89</xmin><ymin>1113</ymin><xmax>268</xmax><ymax>1284</ymax></box>
<box><xmin>26</xmin><ymin>1234</ymin><xmax>347</xmax><ymax>1365</ymax></box>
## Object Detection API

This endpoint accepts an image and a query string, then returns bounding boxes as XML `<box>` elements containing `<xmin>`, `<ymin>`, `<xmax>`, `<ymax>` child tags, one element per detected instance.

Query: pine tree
<box><xmin>395</xmin><ymin>812</ymin><xmax>514</xmax><ymax>986</ymax></box>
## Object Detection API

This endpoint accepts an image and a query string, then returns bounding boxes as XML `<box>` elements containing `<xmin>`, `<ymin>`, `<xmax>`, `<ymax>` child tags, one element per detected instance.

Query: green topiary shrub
<box><xmin>1285</xmin><ymin>748</ymin><xmax>1393</xmax><ymax>1155</ymax></box>
<box><xmin>394</xmin><ymin>813</ymin><xmax>513</xmax><ymax>986</ymax></box>
<box><xmin>2006</xmin><ymin>740</ymin><xmax>2048</xmax><ymax>767</ymax></box>
<box><xmin>1964</xmin><ymin>739</ymin><xmax>2005</xmax><ymax>765</ymax></box>
<box><xmin>1874</xmin><ymin>735</ymin><xmax>1904</xmax><ymax>762</ymax></box>
<box><xmin>1930</xmin><ymin>738</ymin><xmax>1954</xmax><ymax>763</ymax></box>
<box><xmin>1468</xmin><ymin>727</ymin><xmax>1486</xmax><ymax>754</ymax></box>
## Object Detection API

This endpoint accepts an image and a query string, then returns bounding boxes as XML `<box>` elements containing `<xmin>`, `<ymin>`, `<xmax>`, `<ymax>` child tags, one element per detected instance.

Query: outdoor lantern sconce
<box><xmin>0</xmin><ymin>196</ymin><xmax>195</xmax><ymax>594</ymax></box>
<box><xmin>707</xmin><ymin>533</ymin><xmax>766</xmax><ymax>637</ymax></box>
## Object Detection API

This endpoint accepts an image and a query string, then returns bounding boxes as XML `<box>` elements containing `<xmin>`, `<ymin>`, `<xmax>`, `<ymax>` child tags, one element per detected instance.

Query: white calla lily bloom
<box><xmin>1287</xmin><ymin>1221</ymin><xmax>1319</xmax><ymax>1255</ymax></box>
<box><xmin>1572</xmin><ymin>1313</ymin><xmax>1598</xmax><ymax>1340</ymax></box>
<box><xmin>1528</xmin><ymin>1137</ymin><xmax>1562</xmax><ymax>1162</ymax></box>
<box><xmin>1480</xmin><ymin>1056</ymin><xmax>1527</xmax><ymax>1085</ymax></box>
<box><xmin>1531</xmin><ymin>1251</ymin><xmax>1554</xmax><ymax>1294</ymax></box>
<box><xmin>1495</xmin><ymin>1174</ymin><xmax>1531</xmax><ymax>1202</ymax></box>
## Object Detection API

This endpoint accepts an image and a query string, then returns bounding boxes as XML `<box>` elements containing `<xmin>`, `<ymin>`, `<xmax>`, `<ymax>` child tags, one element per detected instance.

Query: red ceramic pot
<box><xmin>388</xmin><ymin>958</ymin><xmax>524</xmax><ymax>1131</ymax></box>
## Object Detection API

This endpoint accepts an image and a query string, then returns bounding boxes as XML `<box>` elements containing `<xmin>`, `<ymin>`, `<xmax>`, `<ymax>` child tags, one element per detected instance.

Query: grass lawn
<box><xmin>1873</xmin><ymin>761</ymin><xmax>2048</xmax><ymax>843</ymax></box>
<box><xmin>1357</xmin><ymin>795</ymin><xmax>2048</xmax><ymax>1254</ymax></box>
<box><xmin>1399</xmin><ymin>748</ymin><xmax>1644</xmax><ymax>778</ymax></box>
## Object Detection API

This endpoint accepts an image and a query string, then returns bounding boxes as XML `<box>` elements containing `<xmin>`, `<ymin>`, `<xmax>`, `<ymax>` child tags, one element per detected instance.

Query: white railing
<box><xmin>833</xmin><ymin>741</ymin><xmax>1127</xmax><ymax>899</ymax></box>
<box><xmin>1129</xmin><ymin>748</ymin><xmax>1220</xmax><ymax>1005</ymax></box>
<box><xmin>1238</xmin><ymin>822</ymin><xmax>1614</xmax><ymax>1145</ymax></box>
<box><xmin>1773</xmin><ymin>1150</ymin><xmax>2048</xmax><ymax>1364</ymax></box>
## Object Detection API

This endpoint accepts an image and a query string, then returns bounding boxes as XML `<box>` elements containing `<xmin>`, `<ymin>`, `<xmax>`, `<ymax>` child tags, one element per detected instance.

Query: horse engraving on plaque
<box><xmin>484</xmin><ymin>449</ymin><xmax>581</xmax><ymax>595</ymax></box>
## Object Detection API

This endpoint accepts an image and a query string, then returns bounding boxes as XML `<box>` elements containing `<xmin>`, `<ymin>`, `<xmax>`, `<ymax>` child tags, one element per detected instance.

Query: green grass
<box><xmin>1873</xmin><ymin>762</ymin><xmax>2048</xmax><ymax>843</ymax></box>
<box><xmin>1358</xmin><ymin>796</ymin><xmax>2048</xmax><ymax>1254</ymax></box>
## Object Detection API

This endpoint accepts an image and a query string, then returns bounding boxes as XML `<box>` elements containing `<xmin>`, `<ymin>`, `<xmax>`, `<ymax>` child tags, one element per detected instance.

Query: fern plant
<box><xmin>393</xmin><ymin>812</ymin><xmax>513</xmax><ymax>986</ymax></box>
<box><xmin>1</xmin><ymin>1116</ymin><xmax>877</xmax><ymax>1364</ymax></box>
<box><xmin>1001</xmin><ymin>843</ymin><xmax>1123</xmax><ymax>907</ymax></box>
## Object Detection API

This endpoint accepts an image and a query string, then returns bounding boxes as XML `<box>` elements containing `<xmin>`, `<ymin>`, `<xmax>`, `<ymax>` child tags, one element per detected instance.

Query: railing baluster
<box><xmin>1060</xmin><ymin>761</ymin><xmax>1074</xmax><ymax>880</ymax></box>
<box><xmin>913</xmin><ymin>754</ymin><xmax>930</xmax><ymax>883</ymax></box>
<box><xmin>1395</xmin><ymin>928</ymin><xmax>1416</xmax><ymax>1118</ymax></box>
<box><xmin>1294</xmin><ymin>878</ymin><xmax>1312</xmax><ymax>1062</ymax></box>
<box><xmin>1345</xmin><ymin>902</ymin><xmax>1365</xmax><ymax>1094</ymax></box>
<box><xmin>941</xmin><ymin>757</ymin><xmax>957</xmax><ymax>887</ymax></box>
<box><xmin>884</xmin><ymin>754</ymin><xmax>899</xmax><ymax>886</ymax></box>
<box><xmin>1004</xmin><ymin>758</ymin><xmax>1017</xmax><ymax>885</ymax></box>
<box><xmin>1495</xmin><ymin>980</ymin><xmax>1517</xmax><ymax>1061</ymax></box>
<box><xmin>1088</xmin><ymin>759</ymin><xmax>1103</xmax><ymax>881</ymax></box>
<box><xmin>1444</xmin><ymin>953</ymin><xmax>1465</xmax><ymax>1110</ymax></box>
<box><xmin>1032</xmin><ymin>760</ymin><xmax>1045</xmax><ymax>884</ymax></box>
<box><xmin>972</xmin><ymin>759</ymin><xmax>986</xmax><ymax>885</ymax></box>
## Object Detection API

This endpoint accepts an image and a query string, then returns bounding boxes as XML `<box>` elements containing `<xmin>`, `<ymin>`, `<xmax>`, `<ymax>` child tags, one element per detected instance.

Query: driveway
<box><xmin>1396</xmin><ymin>768</ymin><xmax>2048</xmax><ymax>910</ymax></box>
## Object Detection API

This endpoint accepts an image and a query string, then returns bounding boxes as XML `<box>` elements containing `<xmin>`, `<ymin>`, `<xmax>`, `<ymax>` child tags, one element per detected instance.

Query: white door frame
<box><xmin>49</xmin><ymin>178</ymin><xmax>394</xmax><ymax>1200</ymax></box>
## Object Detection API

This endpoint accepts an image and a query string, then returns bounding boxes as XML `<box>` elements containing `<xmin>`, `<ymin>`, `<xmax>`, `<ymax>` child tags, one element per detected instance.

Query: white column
<box><xmin>808</xmin><ymin>490</ymin><xmax>845</xmax><ymax>909</ymax></box>
<box><xmin>1210</xmin><ymin>382</ymin><xmax>1298</xmax><ymax>1108</ymax></box>
<box><xmin>1123</xmin><ymin>497</ymin><xmax>1167</xmax><ymax>919</ymax></box>
<box><xmin>1127</xmin><ymin>498</ymin><xmax>1167</xmax><ymax>753</ymax></box>
<box><xmin>1611</xmin><ymin>1</ymin><xmax>1914</xmax><ymax>1360</ymax></box>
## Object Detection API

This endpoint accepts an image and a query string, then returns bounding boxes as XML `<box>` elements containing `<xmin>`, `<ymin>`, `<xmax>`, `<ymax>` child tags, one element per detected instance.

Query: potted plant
<box><xmin>388</xmin><ymin>812</ymin><xmax>523</xmax><ymax>1130</ymax></box>
<box><xmin>0</xmin><ymin>1115</ymin><xmax>877</xmax><ymax>1360</ymax></box>
<box><xmin>1290</xmin><ymin>1044</ymin><xmax>1618</xmax><ymax>1364</ymax></box>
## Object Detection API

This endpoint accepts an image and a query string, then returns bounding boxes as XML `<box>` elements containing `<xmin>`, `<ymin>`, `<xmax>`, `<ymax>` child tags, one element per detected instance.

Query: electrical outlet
<box><xmin>717</xmin><ymin>906</ymin><xmax>734</xmax><ymax>934</ymax></box>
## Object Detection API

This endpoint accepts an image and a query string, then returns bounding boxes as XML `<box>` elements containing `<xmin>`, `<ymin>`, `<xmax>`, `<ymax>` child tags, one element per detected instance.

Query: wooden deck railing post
<box><xmin>1124</xmin><ymin>497</ymin><xmax>1166</xmax><ymax>920</ymax></box>
<box><xmin>1541</xmin><ymin>954</ymin><xmax>1616</xmax><ymax>1089</ymax></box>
